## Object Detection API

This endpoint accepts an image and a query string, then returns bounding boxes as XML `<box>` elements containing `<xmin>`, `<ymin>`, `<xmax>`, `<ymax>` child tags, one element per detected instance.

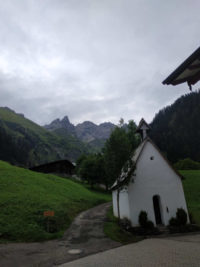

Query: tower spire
<box><xmin>136</xmin><ymin>118</ymin><xmax>150</xmax><ymax>140</ymax></box>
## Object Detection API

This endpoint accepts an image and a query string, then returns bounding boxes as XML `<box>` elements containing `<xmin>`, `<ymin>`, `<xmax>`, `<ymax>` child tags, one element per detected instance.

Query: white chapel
<box><xmin>111</xmin><ymin>118</ymin><xmax>189</xmax><ymax>226</ymax></box>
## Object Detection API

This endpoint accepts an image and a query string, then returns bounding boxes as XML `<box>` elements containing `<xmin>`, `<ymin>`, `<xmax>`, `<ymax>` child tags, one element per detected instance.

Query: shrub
<box><xmin>169</xmin><ymin>208</ymin><xmax>188</xmax><ymax>233</ymax></box>
<box><xmin>176</xmin><ymin>208</ymin><xmax>187</xmax><ymax>225</ymax></box>
<box><xmin>174</xmin><ymin>158</ymin><xmax>200</xmax><ymax>170</ymax></box>
<box><xmin>169</xmin><ymin>208</ymin><xmax>187</xmax><ymax>227</ymax></box>
<box><xmin>138</xmin><ymin>211</ymin><xmax>155</xmax><ymax>230</ymax></box>
<box><xmin>120</xmin><ymin>217</ymin><xmax>132</xmax><ymax>231</ymax></box>
<box><xmin>169</xmin><ymin>217</ymin><xmax>178</xmax><ymax>227</ymax></box>
<box><xmin>139</xmin><ymin>211</ymin><xmax>148</xmax><ymax>228</ymax></box>
<box><xmin>145</xmin><ymin>220</ymin><xmax>154</xmax><ymax>230</ymax></box>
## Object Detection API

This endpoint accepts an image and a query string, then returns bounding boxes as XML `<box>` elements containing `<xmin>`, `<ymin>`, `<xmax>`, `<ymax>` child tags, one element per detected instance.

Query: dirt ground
<box><xmin>0</xmin><ymin>202</ymin><xmax>120</xmax><ymax>267</ymax></box>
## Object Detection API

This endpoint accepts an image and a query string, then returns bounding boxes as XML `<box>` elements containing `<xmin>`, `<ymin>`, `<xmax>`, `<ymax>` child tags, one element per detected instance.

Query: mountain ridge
<box><xmin>44</xmin><ymin>116</ymin><xmax>116</xmax><ymax>148</ymax></box>
<box><xmin>0</xmin><ymin>107</ymin><xmax>89</xmax><ymax>167</ymax></box>
<box><xmin>1</xmin><ymin>90</ymin><xmax>200</xmax><ymax>167</ymax></box>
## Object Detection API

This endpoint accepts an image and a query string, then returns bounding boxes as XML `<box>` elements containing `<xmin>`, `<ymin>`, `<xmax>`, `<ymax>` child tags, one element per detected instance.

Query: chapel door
<box><xmin>153</xmin><ymin>195</ymin><xmax>162</xmax><ymax>225</ymax></box>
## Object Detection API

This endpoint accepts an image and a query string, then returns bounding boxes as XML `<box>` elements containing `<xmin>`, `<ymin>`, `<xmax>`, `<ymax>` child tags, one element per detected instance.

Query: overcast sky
<box><xmin>0</xmin><ymin>0</ymin><xmax>199</xmax><ymax>126</ymax></box>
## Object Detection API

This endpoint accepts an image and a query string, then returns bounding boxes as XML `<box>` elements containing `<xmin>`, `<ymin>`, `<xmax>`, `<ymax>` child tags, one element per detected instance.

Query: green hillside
<box><xmin>0</xmin><ymin>160</ymin><xmax>110</xmax><ymax>242</ymax></box>
<box><xmin>150</xmin><ymin>91</ymin><xmax>200</xmax><ymax>163</ymax></box>
<box><xmin>182</xmin><ymin>170</ymin><xmax>200</xmax><ymax>225</ymax></box>
<box><xmin>0</xmin><ymin>107</ymin><xmax>88</xmax><ymax>166</ymax></box>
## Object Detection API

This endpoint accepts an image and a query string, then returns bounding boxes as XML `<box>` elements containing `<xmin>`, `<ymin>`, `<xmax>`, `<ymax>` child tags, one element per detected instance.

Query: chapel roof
<box><xmin>110</xmin><ymin>138</ymin><xmax>183</xmax><ymax>191</ymax></box>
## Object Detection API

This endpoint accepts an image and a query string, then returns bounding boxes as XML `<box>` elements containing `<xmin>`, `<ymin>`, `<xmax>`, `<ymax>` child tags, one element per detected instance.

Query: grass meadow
<box><xmin>181</xmin><ymin>170</ymin><xmax>200</xmax><ymax>225</ymax></box>
<box><xmin>0</xmin><ymin>160</ymin><xmax>111</xmax><ymax>242</ymax></box>
<box><xmin>0</xmin><ymin>160</ymin><xmax>199</xmax><ymax>244</ymax></box>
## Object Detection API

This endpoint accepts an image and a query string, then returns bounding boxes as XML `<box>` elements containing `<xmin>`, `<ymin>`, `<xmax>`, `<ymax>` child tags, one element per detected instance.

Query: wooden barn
<box><xmin>30</xmin><ymin>159</ymin><xmax>75</xmax><ymax>176</ymax></box>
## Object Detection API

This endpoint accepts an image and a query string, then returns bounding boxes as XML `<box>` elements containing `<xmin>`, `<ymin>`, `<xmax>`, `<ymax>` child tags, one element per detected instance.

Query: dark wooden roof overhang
<box><xmin>162</xmin><ymin>46</ymin><xmax>200</xmax><ymax>90</ymax></box>
<box><xmin>30</xmin><ymin>159</ymin><xmax>75</xmax><ymax>171</ymax></box>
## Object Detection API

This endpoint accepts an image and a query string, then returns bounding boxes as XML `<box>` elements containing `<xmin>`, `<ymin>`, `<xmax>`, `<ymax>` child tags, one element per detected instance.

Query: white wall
<box><xmin>112</xmin><ymin>187</ymin><xmax>130</xmax><ymax>219</ymax></box>
<box><xmin>127</xmin><ymin>141</ymin><xmax>189</xmax><ymax>226</ymax></box>
<box><xmin>112</xmin><ymin>190</ymin><xmax>118</xmax><ymax>217</ymax></box>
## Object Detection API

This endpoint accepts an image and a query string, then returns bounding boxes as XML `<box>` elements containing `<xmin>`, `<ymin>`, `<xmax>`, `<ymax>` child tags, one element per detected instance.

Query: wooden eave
<box><xmin>162</xmin><ymin>46</ymin><xmax>200</xmax><ymax>87</ymax></box>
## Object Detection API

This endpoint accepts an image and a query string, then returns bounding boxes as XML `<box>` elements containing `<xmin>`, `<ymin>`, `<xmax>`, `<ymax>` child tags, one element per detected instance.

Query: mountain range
<box><xmin>0</xmin><ymin>107</ymin><xmax>116</xmax><ymax>167</ymax></box>
<box><xmin>0</xmin><ymin>107</ymin><xmax>88</xmax><ymax>167</ymax></box>
<box><xmin>44</xmin><ymin>117</ymin><xmax>115</xmax><ymax>150</ymax></box>
<box><xmin>0</xmin><ymin>90</ymin><xmax>199</xmax><ymax>167</ymax></box>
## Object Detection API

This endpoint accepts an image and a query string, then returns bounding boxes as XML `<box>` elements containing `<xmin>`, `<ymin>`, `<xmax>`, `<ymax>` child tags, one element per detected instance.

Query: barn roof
<box><xmin>111</xmin><ymin>138</ymin><xmax>183</xmax><ymax>190</ymax></box>
<box><xmin>30</xmin><ymin>159</ymin><xmax>75</xmax><ymax>170</ymax></box>
<box><xmin>162</xmin><ymin>46</ymin><xmax>200</xmax><ymax>90</ymax></box>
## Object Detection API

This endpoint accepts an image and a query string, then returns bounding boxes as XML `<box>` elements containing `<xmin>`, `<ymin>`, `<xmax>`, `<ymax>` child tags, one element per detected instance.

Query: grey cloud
<box><xmin>0</xmin><ymin>0</ymin><xmax>200</xmax><ymax>126</ymax></box>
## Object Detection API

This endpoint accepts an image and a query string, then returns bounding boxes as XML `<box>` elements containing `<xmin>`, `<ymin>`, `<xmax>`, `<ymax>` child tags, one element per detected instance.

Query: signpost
<box><xmin>43</xmin><ymin>210</ymin><xmax>55</xmax><ymax>217</ymax></box>
<box><xmin>43</xmin><ymin>210</ymin><xmax>54</xmax><ymax>232</ymax></box>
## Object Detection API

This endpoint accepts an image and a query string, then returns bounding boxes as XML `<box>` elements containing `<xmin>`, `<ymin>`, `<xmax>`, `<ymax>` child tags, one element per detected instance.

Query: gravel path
<box><xmin>0</xmin><ymin>202</ymin><xmax>120</xmax><ymax>267</ymax></box>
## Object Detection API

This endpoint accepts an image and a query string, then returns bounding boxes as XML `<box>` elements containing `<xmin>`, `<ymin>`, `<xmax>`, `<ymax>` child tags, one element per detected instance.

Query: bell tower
<box><xmin>136</xmin><ymin>118</ymin><xmax>150</xmax><ymax>140</ymax></box>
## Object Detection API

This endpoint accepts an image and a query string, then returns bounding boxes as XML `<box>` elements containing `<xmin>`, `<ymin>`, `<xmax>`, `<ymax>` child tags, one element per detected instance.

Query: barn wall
<box><xmin>128</xmin><ymin>141</ymin><xmax>189</xmax><ymax>226</ymax></box>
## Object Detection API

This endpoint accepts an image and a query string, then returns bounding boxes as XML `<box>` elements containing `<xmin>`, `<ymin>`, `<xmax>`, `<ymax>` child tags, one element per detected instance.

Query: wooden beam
<box><xmin>189</xmin><ymin>70</ymin><xmax>200</xmax><ymax>85</ymax></box>
<box><xmin>171</xmin><ymin>71</ymin><xmax>200</xmax><ymax>86</ymax></box>
<box><xmin>188</xmin><ymin>64</ymin><xmax>200</xmax><ymax>70</ymax></box>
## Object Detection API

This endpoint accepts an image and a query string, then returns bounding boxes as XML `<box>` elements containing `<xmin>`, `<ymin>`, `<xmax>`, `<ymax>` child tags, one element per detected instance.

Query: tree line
<box><xmin>76</xmin><ymin>120</ymin><xmax>141</xmax><ymax>189</ymax></box>
<box><xmin>150</xmin><ymin>91</ymin><xmax>200</xmax><ymax>163</ymax></box>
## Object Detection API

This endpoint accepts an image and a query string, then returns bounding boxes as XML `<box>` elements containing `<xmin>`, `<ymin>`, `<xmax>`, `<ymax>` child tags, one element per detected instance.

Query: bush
<box><xmin>145</xmin><ymin>220</ymin><xmax>154</xmax><ymax>230</ymax></box>
<box><xmin>174</xmin><ymin>158</ymin><xmax>200</xmax><ymax>170</ymax></box>
<box><xmin>120</xmin><ymin>217</ymin><xmax>132</xmax><ymax>231</ymax></box>
<box><xmin>176</xmin><ymin>208</ymin><xmax>187</xmax><ymax>225</ymax></box>
<box><xmin>168</xmin><ymin>208</ymin><xmax>190</xmax><ymax>233</ymax></box>
<box><xmin>139</xmin><ymin>211</ymin><xmax>148</xmax><ymax>228</ymax></box>
<box><xmin>169</xmin><ymin>208</ymin><xmax>187</xmax><ymax>227</ymax></box>
<box><xmin>138</xmin><ymin>211</ymin><xmax>155</xmax><ymax>230</ymax></box>
<box><xmin>169</xmin><ymin>217</ymin><xmax>178</xmax><ymax>227</ymax></box>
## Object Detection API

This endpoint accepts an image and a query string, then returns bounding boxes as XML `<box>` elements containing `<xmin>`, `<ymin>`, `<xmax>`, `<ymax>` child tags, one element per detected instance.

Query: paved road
<box><xmin>60</xmin><ymin>234</ymin><xmax>200</xmax><ymax>267</ymax></box>
<box><xmin>0</xmin><ymin>202</ymin><xmax>120</xmax><ymax>267</ymax></box>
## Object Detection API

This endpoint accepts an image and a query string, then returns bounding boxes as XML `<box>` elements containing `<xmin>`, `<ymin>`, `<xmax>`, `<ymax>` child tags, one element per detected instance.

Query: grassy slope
<box><xmin>0</xmin><ymin>107</ymin><xmax>52</xmax><ymax>140</ymax></box>
<box><xmin>181</xmin><ymin>170</ymin><xmax>200</xmax><ymax>225</ymax></box>
<box><xmin>0</xmin><ymin>107</ymin><xmax>87</xmax><ymax>153</ymax></box>
<box><xmin>0</xmin><ymin>160</ymin><xmax>111</xmax><ymax>242</ymax></box>
<box><xmin>0</xmin><ymin>107</ymin><xmax>88</xmax><ymax>165</ymax></box>
<box><xmin>0</xmin><ymin>108</ymin><xmax>69</xmax><ymax>165</ymax></box>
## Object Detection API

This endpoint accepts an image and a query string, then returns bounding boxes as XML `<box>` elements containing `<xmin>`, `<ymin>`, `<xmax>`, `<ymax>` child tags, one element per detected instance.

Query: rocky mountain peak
<box><xmin>44</xmin><ymin>118</ymin><xmax>61</xmax><ymax>130</ymax></box>
<box><xmin>44</xmin><ymin>115</ymin><xmax>75</xmax><ymax>134</ymax></box>
<box><xmin>44</xmin><ymin>116</ymin><xmax>116</xmax><ymax>146</ymax></box>
<box><xmin>61</xmin><ymin>116</ymin><xmax>75</xmax><ymax>133</ymax></box>
<box><xmin>61</xmin><ymin>116</ymin><xmax>70</xmax><ymax>124</ymax></box>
